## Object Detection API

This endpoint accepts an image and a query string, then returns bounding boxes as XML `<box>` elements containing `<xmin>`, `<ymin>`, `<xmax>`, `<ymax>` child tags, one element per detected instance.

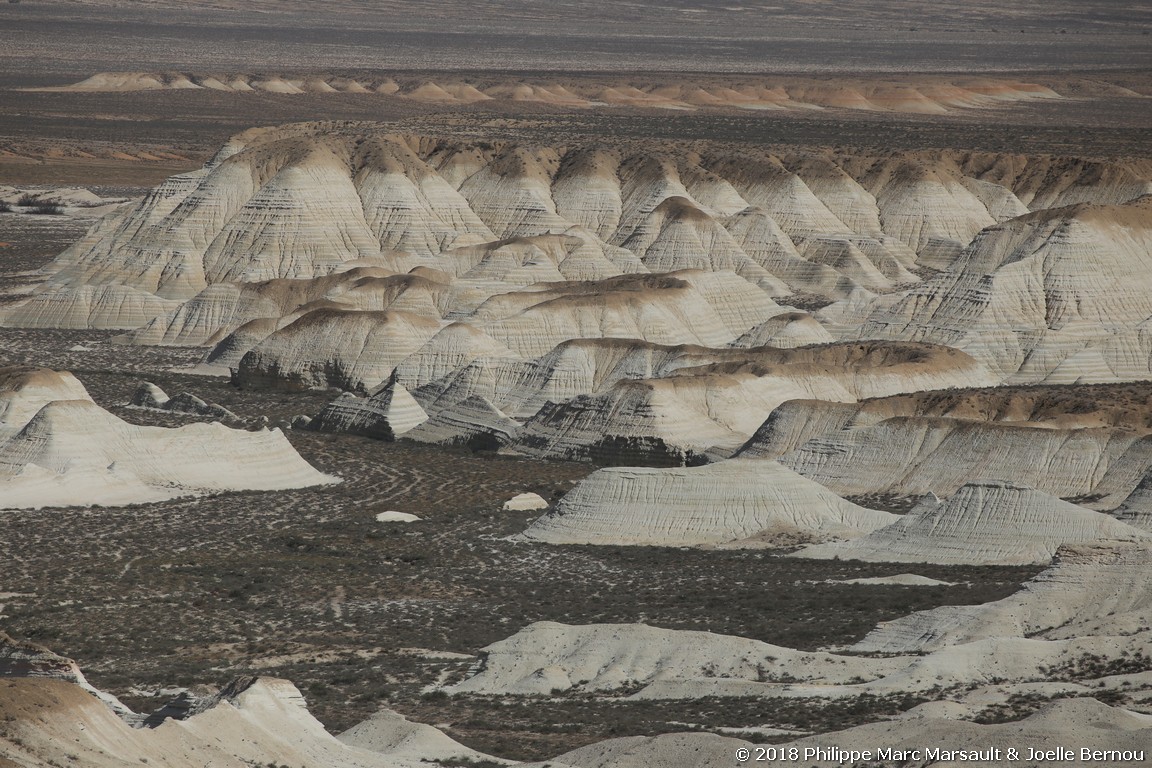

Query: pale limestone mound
<box><xmin>234</xmin><ymin>308</ymin><xmax>443</xmax><ymax>392</ymax></box>
<box><xmin>337</xmin><ymin>709</ymin><xmax>503</xmax><ymax>765</ymax></box>
<box><xmin>310</xmin><ymin>378</ymin><xmax>429</xmax><ymax>439</ymax></box>
<box><xmin>123</xmin><ymin>267</ymin><xmax>448</xmax><ymax>348</ymax></box>
<box><xmin>7</xmin><ymin>123</ymin><xmax>1146</xmax><ymax>345</ymax></box>
<box><xmin>503</xmin><ymin>492</ymin><xmax>549</xmax><ymax>511</ymax></box>
<box><xmin>795</xmin><ymin>482</ymin><xmax>1149</xmax><ymax>565</ymax></box>
<box><xmin>406</xmin><ymin>336</ymin><xmax>985</xmax><ymax>462</ymax></box>
<box><xmin>854</xmin><ymin>542</ymin><xmax>1152</xmax><ymax>653</ymax></box>
<box><xmin>473</xmin><ymin>270</ymin><xmax>783</xmax><ymax>357</ymax></box>
<box><xmin>521</xmin><ymin>459</ymin><xmax>895</xmax><ymax>547</ymax></box>
<box><xmin>832</xmin><ymin>574</ymin><xmax>955</xmax><ymax>586</ymax></box>
<box><xmin>735</xmin><ymin>399</ymin><xmax>862</xmax><ymax>459</ymax></box>
<box><xmin>0</xmin><ymin>366</ymin><xmax>337</xmax><ymax>510</ymax></box>
<box><xmin>729</xmin><ymin>311</ymin><xmax>834</xmax><ymax>348</ymax></box>
<box><xmin>445</xmin><ymin>621</ymin><xmax>891</xmax><ymax>697</ymax></box>
<box><xmin>0</xmin><ymin>367</ymin><xmax>90</xmax><ymax>437</ymax></box>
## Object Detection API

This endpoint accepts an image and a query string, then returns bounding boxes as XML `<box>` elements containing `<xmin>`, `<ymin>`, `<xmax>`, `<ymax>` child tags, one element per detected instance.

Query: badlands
<box><xmin>2</xmin><ymin>0</ymin><xmax>1152</xmax><ymax>765</ymax></box>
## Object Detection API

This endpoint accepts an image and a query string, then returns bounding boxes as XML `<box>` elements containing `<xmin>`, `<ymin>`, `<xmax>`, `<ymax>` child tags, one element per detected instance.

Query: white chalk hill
<box><xmin>0</xmin><ymin>367</ymin><xmax>337</xmax><ymax>509</ymax></box>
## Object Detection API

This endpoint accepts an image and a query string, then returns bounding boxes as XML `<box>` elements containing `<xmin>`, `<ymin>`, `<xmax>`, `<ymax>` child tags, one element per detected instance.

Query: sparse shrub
<box><xmin>28</xmin><ymin>202</ymin><xmax>64</xmax><ymax>215</ymax></box>
<box><xmin>16</xmin><ymin>193</ymin><xmax>37</xmax><ymax>206</ymax></box>
<box><xmin>0</xmin><ymin>201</ymin><xmax>11</xmax><ymax>212</ymax></box>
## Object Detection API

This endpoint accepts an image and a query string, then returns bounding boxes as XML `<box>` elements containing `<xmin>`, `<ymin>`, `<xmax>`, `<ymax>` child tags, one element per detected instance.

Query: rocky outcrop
<box><xmin>510</xmin><ymin>342</ymin><xmax>993</xmax><ymax>462</ymax></box>
<box><xmin>446</xmin><ymin>621</ymin><xmax>893</xmax><ymax>696</ymax></box>
<box><xmin>6</xmin><ymin>124</ymin><xmax>1147</xmax><ymax>343</ymax></box>
<box><xmin>0</xmin><ymin>674</ymin><xmax>497</xmax><ymax>768</ymax></box>
<box><xmin>543</xmin><ymin>699</ymin><xmax>1152</xmax><ymax>768</ymax></box>
<box><xmin>402</xmin><ymin>394</ymin><xmax>522</xmax><ymax>449</ymax></box>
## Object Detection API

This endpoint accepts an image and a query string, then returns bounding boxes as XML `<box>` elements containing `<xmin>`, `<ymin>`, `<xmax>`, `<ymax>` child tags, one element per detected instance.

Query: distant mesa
<box><xmin>40</xmin><ymin>72</ymin><xmax>1066</xmax><ymax>116</ymax></box>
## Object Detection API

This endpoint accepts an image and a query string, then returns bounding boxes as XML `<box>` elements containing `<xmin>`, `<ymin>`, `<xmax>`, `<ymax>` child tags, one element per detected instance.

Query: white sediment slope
<box><xmin>447</xmin><ymin>539</ymin><xmax>1152</xmax><ymax>710</ymax></box>
<box><xmin>795</xmin><ymin>482</ymin><xmax>1149</xmax><ymax>565</ymax></box>
<box><xmin>4</xmin><ymin>124</ymin><xmax>1146</xmax><ymax>347</ymax></box>
<box><xmin>521</xmin><ymin>459</ymin><xmax>895</xmax><ymax>547</ymax></box>
<box><xmin>0</xmin><ymin>367</ymin><xmax>337</xmax><ymax>509</ymax></box>
<box><xmin>503</xmin><ymin>340</ymin><xmax>993</xmax><ymax>462</ymax></box>
<box><xmin>445</xmin><ymin>621</ymin><xmax>897</xmax><ymax>696</ymax></box>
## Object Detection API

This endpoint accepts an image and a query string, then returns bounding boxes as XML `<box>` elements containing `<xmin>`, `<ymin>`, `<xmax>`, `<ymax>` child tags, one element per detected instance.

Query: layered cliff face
<box><xmin>3</xmin><ymin>123</ymin><xmax>1151</xmax><ymax>466</ymax></box>
<box><xmin>6</xmin><ymin>123</ymin><xmax>1148</xmax><ymax>336</ymax></box>
<box><xmin>773</xmin><ymin>417</ymin><xmax>1152</xmax><ymax>504</ymax></box>
<box><xmin>839</xmin><ymin>196</ymin><xmax>1152</xmax><ymax>383</ymax></box>
<box><xmin>853</xmin><ymin>542</ymin><xmax>1152</xmax><ymax>653</ymax></box>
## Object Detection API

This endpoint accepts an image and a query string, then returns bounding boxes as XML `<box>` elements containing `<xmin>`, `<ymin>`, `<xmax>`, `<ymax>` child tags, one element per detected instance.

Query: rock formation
<box><xmin>521</xmin><ymin>460</ymin><xmax>895</xmax><ymax>547</ymax></box>
<box><xmin>309</xmin><ymin>376</ymin><xmax>428</xmax><ymax>439</ymax></box>
<box><xmin>538</xmin><ymin>699</ymin><xmax>1152</xmax><ymax>768</ymax></box>
<box><xmin>0</xmin><ymin>672</ymin><xmax>496</xmax><ymax>768</ymax></box>
<box><xmin>774</xmin><ymin>416</ymin><xmax>1152</xmax><ymax>506</ymax></box>
<box><xmin>0</xmin><ymin>366</ymin><xmax>337</xmax><ymax>509</ymax></box>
